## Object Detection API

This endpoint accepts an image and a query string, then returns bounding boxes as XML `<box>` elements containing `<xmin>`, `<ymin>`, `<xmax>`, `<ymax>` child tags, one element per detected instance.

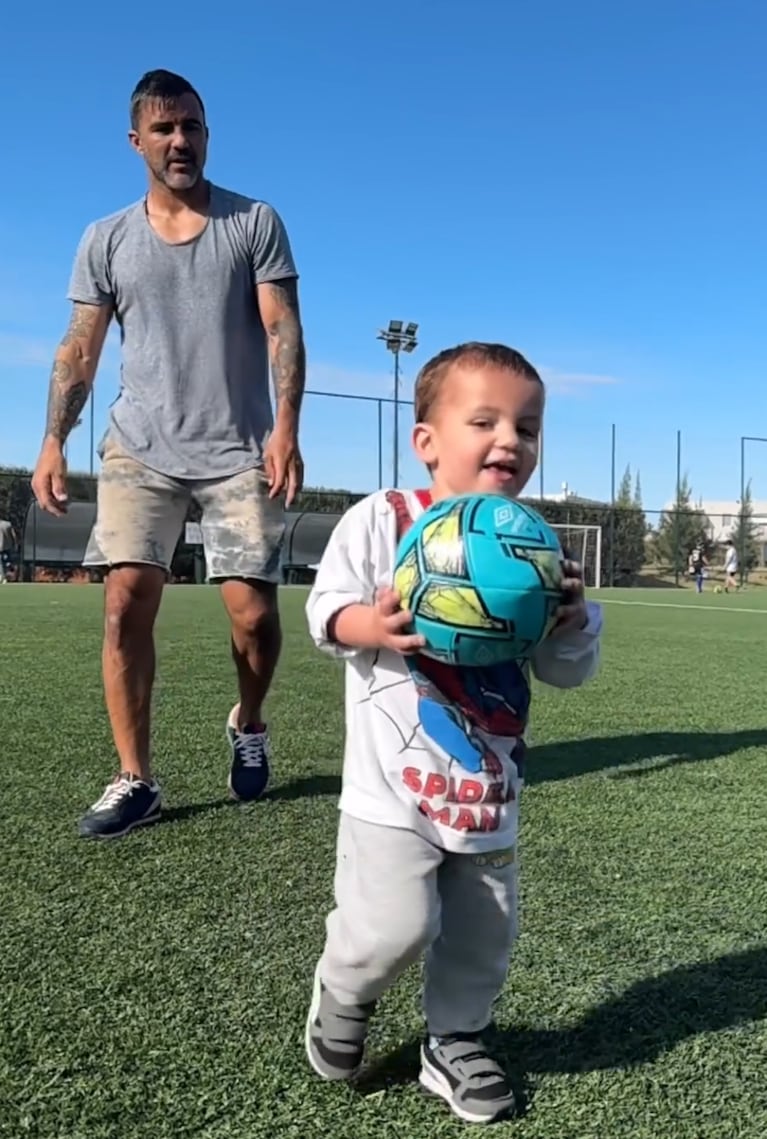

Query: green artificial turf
<box><xmin>1</xmin><ymin>584</ymin><xmax>766</xmax><ymax>1138</ymax></box>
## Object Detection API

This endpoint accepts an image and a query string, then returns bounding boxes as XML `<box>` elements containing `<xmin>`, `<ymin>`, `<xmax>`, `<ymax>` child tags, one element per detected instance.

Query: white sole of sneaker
<box><xmin>305</xmin><ymin>965</ymin><xmax>331</xmax><ymax>1079</ymax></box>
<box><xmin>81</xmin><ymin>805</ymin><xmax>162</xmax><ymax>841</ymax></box>
<box><xmin>304</xmin><ymin>965</ymin><xmax>364</xmax><ymax>1082</ymax></box>
<box><xmin>419</xmin><ymin>1047</ymin><xmax>511</xmax><ymax>1125</ymax></box>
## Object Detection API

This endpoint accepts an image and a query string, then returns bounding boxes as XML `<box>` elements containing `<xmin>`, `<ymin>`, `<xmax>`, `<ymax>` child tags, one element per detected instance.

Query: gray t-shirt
<box><xmin>67</xmin><ymin>184</ymin><xmax>298</xmax><ymax>479</ymax></box>
<box><xmin>0</xmin><ymin>520</ymin><xmax>13</xmax><ymax>552</ymax></box>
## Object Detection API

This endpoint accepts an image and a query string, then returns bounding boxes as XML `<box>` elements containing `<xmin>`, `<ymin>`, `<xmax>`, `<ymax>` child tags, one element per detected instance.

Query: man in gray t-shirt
<box><xmin>31</xmin><ymin>68</ymin><xmax>307</xmax><ymax>840</ymax></box>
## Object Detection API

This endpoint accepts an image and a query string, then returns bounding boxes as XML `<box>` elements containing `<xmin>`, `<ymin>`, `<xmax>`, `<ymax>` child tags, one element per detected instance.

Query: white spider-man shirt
<box><xmin>306</xmin><ymin>489</ymin><xmax>603</xmax><ymax>854</ymax></box>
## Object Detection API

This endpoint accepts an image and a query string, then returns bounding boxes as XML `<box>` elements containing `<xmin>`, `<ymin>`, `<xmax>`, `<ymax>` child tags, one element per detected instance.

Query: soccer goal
<box><xmin>550</xmin><ymin>524</ymin><xmax>603</xmax><ymax>589</ymax></box>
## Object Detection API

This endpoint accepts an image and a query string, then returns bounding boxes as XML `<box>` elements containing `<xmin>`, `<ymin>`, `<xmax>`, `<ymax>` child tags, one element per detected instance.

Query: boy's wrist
<box><xmin>328</xmin><ymin>603</ymin><xmax>381</xmax><ymax>650</ymax></box>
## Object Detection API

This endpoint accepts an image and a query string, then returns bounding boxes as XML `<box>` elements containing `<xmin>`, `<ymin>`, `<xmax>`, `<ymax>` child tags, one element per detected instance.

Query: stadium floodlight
<box><xmin>402</xmin><ymin>322</ymin><xmax>419</xmax><ymax>350</ymax></box>
<box><xmin>376</xmin><ymin>319</ymin><xmax>419</xmax><ymax>487</ymax></box>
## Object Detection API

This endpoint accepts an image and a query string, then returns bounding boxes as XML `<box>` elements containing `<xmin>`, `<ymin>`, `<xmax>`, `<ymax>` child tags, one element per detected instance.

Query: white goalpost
<box><xmin>550</xmin><ymin>523</ymin><xmax>603</xmax><ymax>589</ymax></box>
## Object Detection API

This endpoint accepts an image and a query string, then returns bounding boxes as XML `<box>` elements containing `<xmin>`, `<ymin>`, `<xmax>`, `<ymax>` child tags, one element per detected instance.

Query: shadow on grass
<box><xmin>160</xmin><ymin>773</ymin><xmax>342</xmax><ymax>823</ymax></box>
<box><xmin>162</xmin><ymin>729</ymin><xmax>765</xmax><ymax>821</ymax></box>
<box><xmin>161</xmin><ymin>798</ymin><xmax>236</xmax><ymax>823</ymax></box>
<box><xmin>629</xmin><ymin>573</ymin><xmax>688</xmax><ymax>589</ymax></box>
<box><xmin>527</xmin><ymin>729</ymin><xmax>767</xmax><ymax>786</ymax></box>
<box><xmin>360</xmin><ymin>946</ymin><xmax>767</xmax><ymax>1106</ymax></box>
<box><xmin>265</xmin><ymin>774</ymin><xmax>342</xmax><ymax>802</ymax></box>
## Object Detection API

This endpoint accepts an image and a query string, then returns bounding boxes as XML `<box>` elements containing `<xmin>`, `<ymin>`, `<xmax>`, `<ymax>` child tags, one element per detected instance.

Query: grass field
<box><xmin>2</xmin><ymin>584</ymin><xmax>767</xmax><ymax>1139</ymax></box>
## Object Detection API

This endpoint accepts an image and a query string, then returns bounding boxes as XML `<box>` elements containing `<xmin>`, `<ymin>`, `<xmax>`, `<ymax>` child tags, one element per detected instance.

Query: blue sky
<box><xmin>2</xmin><ymin>0</ymin><xmax>766</xmax><ymax>515</ymax></box>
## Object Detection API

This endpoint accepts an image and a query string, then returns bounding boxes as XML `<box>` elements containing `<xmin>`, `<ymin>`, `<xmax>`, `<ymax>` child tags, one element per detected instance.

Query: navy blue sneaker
<box><xmin>226</xmin><ymin>704</ymin><xmax>271</xmax><ymax>801</ymax></box>
<box><xmin>78</xmin><ymin>773</ymin><xmax>162</xmax><ymax>839</ymax></box>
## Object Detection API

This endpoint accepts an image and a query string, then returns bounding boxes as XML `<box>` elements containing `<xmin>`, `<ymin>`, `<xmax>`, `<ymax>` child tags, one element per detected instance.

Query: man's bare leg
<box><xmin>78</xmin><ymin>564</ymin><xmax>165</xmax><ymax>839</ymax></box>
<box><xmin>221</xmin><ymin>578</ymin><xmax>282</xmax><ymax>726</ymax></box>
<box><xmin>102</xmin><ymin>564</ymin><xmax>166</xmax><ymax>780</ymax></box>
<box><xmin>220</xmin><ymin>578</ymin><xmax>281</xmax><ymax>800</ymax></box>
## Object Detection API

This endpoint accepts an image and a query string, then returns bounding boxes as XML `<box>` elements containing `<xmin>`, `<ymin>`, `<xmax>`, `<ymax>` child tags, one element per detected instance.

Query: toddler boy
<box><xmin>304</xmin><ymin>342</ymin><xmax>603</xmax><ymax>1124</ymax></box>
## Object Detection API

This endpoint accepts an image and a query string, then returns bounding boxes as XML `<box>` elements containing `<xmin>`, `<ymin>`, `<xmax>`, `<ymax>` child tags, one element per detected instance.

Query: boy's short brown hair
<box><xmin>414</xmin><ymin>342</ymin><xmax>543</xmax><ymax>424</ymax></box>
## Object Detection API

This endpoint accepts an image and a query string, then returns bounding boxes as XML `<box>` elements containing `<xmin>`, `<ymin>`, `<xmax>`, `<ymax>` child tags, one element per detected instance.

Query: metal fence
<box><xmin>2</xmin><ymin>464</ymin><xmax>765</xmax><ymax>587</ymax></box>
<box><xmin>7</xmin><ymin>389</ymin><xmax>766</xmax><ymax>506</ymax></box>
<box><xmin>2</xmin><ymin>401</ymin><xmax>765</xmax><ymax>586</ymax></box>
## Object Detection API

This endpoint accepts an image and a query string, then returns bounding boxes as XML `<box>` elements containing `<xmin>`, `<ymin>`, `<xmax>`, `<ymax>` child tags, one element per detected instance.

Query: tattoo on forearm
<box><xmin>45</xmin><ymin>359</ymin><xmax>89</xmax><ymax>442</ymax></box>
<box><xmin>264</xmin><ymin>281</ymin><xmax>306</xmax><ymax>417</ymax></box>
<box><xmin>45</xmin><ymin>304</ymin><xmax>106</xmax><ymax>441</ymax></box>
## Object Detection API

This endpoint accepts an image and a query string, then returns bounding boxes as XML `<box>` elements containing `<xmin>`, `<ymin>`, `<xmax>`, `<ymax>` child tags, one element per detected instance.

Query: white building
<box><xmin>538</xmin><ymin>483</ymin><xmax>607</xmax><ymax>508</ymax></box>
<box><xmin>661</xmin><ymin>498</ymin><xmax>767</xmax><ymax>564</ymax></box>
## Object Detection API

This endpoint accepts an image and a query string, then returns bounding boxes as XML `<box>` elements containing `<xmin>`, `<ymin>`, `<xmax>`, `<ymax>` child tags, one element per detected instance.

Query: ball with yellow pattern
<box><xmin>394</xmin><ymin>493</ymin><xmax>564</xmax><ymax>667</ymax></box>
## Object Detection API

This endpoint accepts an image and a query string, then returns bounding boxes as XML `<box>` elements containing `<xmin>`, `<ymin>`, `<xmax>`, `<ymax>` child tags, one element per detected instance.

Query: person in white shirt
<box><xmin>724</xmin><ymin>539</ymin><xmax>738</xmax><ymax>592</ymax></box>
<box><xmin>304</xmin><ymin>342</ymin><xmax>603</xmax><ymax>1124</ymax></box>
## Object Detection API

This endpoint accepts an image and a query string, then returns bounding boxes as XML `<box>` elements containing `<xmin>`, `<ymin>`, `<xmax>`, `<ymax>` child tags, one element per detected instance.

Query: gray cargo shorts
<box><xmin>83</xmin><ymin>436</ymin><xmax>285</xmax><ymax>582</ymax></box>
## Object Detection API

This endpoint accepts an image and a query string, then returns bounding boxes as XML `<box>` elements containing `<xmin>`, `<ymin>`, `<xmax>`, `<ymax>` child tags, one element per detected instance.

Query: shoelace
<box><xmin>92</xmin><ymin>775</ymin><xmax>145</xmax><ymax>812</ymax></box>
<box><xmin>235</xmin><ymin>732</ymin><xmax>267</xmax><ymax>769</ymax></box>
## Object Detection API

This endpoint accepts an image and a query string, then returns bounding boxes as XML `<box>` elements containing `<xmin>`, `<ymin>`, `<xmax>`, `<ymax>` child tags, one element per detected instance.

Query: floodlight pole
<box><xmin>739</xmin><ymin>435</ymin><xmax>767</xmax><ymax>587</ymax></box>
<box><xmin>393</xmin><ymin>347</ymin><xmax>401</xmax><ymax>488</ymax></box>
<box><xmin>609</xmin><ymin>422</ymin><xmax>616</xmax><ymax>587</ymax></box>
<box><xmin>63</xmin><ymin>417</ymin><xmax>83</xmax><ymax>464</ymax></box>
<box><xmin>674</xmin><ymin>429</ymin><xmax>682</xmax><ymax>587</ymax></box>
<box><xmin>377</xmin><ymin>320</ymin><xmax>419</xmax><ymax>487</ymax></box>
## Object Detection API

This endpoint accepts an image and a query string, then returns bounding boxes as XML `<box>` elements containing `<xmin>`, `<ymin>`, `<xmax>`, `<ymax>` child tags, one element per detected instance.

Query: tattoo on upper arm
<box><xmin>264</xmin><ymin>278</ymin><xmax>299</xmax><ymax>318</ymax></box>
<box><xmin>262</xmin><ymin>280</ymin><xmax>306</xmax><ymax>417</ymax></box>
<box><xmin>60</xmin><ymin>303</ymin><xmax>105</xmax><ymax>347</ymax></box>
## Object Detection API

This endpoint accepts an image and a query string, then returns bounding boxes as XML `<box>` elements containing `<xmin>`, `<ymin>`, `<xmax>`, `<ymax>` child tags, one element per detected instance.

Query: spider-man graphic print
<box><xmin>386</xmin><ymin>490</ymin><xmax>529</xmax><ymax>782</ymax></box>
<box><xmin>306</xmin><ymin>484</ymin><xmax>600</xmax><ymax>848</ymax></box>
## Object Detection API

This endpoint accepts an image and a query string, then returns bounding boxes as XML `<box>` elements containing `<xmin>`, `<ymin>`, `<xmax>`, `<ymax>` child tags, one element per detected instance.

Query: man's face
<box><xmin>129</xmin><ymin>93</ymin><xmax>208</xmax><ymax>191</ymax></box>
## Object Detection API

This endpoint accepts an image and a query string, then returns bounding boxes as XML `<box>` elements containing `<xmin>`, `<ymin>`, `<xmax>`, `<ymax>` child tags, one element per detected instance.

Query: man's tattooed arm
<box><xmin>257</xmin><ymin>278</ymin><xmax>306</xmax><ymax>427</ymax></box>
<box><xmin>44</xmin><ymin>303</ymin><xmax>112</xmax><ymax>444</ymax></box>
<box><xmin>45</xmin><ymin>359</ymin><xmax>89</xmax><ymax>443</ymax></box>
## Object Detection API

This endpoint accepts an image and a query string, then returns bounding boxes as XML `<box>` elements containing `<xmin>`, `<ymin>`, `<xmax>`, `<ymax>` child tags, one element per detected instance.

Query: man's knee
<box><xmin>222</xmin><ymin>580</ymin><xmax>280</xmax><ymax>642</ymax></box>
<box><xmin>104</xmin><ymin>566</ymin><xmax>164</xmax><ymax>645</ymax></box>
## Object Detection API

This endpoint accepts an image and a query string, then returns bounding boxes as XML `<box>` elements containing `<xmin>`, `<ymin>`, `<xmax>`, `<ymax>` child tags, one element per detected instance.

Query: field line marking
<box><xmin>281</xmin><ymin>584</ymin><xmax>767</xmax><ymax>615</ymax></box>
<box><xmin>598</xmin><ymin>598</ymin><xmax>767</xmax><ymax>615</ymax></box>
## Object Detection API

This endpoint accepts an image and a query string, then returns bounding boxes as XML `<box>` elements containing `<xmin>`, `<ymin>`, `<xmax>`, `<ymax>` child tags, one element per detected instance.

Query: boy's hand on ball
<box><xmin>374</xmin><ymin>587</ymin><xmax>426</xmax><ymax>655</ymax></box>
<box><xmin>551</xmin><ymin>559</ymin><xmax>588</xmax><ymax>636</ymax></box>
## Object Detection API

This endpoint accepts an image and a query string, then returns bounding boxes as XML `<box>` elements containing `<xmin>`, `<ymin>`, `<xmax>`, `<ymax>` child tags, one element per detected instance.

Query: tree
<box><xmin>610</xmin><ymin>464</ymin><xmax>646</xmax><ymax>583</ymax></box>
<box><xmin>633</xmin><ymin>471</ymin><xmax>642</xmax><ymax>510</ymax></box>
<box><xmin>655</xmin><ymin>475</ymin><xmax>712</xmax><ymax>576</ymax></box>
<box><xmin>0</xmin><ymin>466</ymin><xmax>35</xmax><ymax>540</ymax></box>
<box><xmin>730</xmin><ymin>481</ymin><xmax>760</xmax><ymax>579</ymax></box>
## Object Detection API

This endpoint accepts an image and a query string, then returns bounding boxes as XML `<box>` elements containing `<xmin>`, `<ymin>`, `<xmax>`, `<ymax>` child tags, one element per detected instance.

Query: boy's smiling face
<box><xmin>412</xmin><ymin>363</ymin><xmax>544</xmax><ymax>502</ymax></box>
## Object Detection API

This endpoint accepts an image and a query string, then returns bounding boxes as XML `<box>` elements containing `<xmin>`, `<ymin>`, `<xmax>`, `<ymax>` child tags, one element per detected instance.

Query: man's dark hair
<box><xmin>130</xmin><ymin>69</ymin><xmax>205</xmax><ymax>129</ymax></box>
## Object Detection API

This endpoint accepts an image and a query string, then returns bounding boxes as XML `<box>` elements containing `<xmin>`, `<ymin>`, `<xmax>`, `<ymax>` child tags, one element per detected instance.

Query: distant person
<box><xmin>690</xmin><ymin>546</ymin><xmax>707</xmax><ymax>593</ymax></box>
<box><xmin>0</xmin><ymin>518</ymin><xmax>15</xmax><ymax>583</ymax></box>
<box><xmin>30</xmin><ymin>69</ymin><xmax>306</xmax><ymax>839</ymax></box>
<box><xmin>304</xmin><ymin>343</ymin><xmax>603</xmax><ymax>1124</ymax></box>
<box><xmin>724</xmin><ymin>540</ymin><xmax>739</xmax><ymax>592</ymax></box>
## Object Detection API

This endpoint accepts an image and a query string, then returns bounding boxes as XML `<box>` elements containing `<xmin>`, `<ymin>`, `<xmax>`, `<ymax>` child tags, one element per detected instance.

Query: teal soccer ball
<box><xmin>394</xmin><ymin>494</ymin><xmax>563</xmax><ymax>667</ymax></box>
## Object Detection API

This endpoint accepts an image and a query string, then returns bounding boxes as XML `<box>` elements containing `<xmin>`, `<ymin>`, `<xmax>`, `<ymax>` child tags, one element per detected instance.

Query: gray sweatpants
<box><xmin>318</xmin><ymin>813</ymin><xmax>519</xmax><ymax>1037</ymax></box>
